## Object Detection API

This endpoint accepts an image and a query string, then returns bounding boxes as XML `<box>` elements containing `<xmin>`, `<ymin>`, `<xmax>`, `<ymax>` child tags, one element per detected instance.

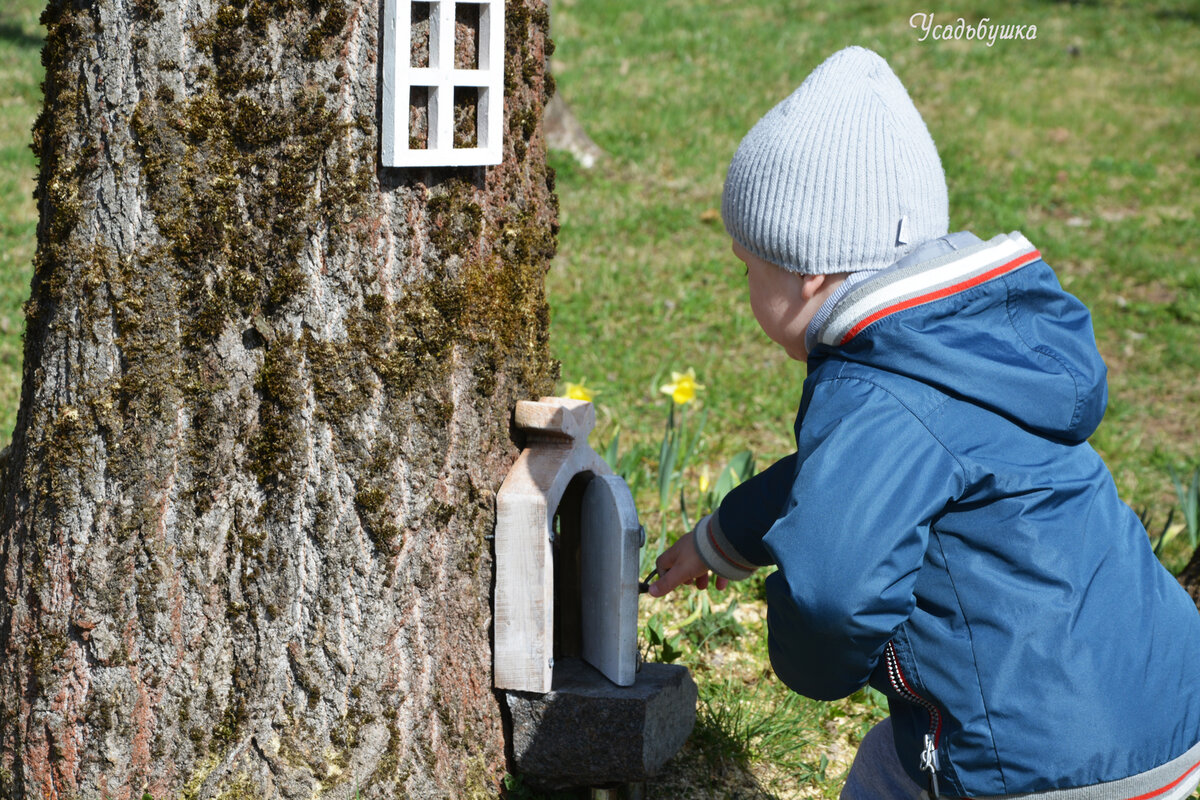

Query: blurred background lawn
<box><xmin>546</xmin><ymin>0</ymin><xmax>1199</xmax><ymax>528</ymax></box>
<box><xmin>2</xmin><ymin>0</ymin><xmax>1198</xmax><ymax>796</ymax></box>
<box><xmin>0</xmin><ymin>0</ymin><xmax>40</xmax><ymax>443</ymax></box>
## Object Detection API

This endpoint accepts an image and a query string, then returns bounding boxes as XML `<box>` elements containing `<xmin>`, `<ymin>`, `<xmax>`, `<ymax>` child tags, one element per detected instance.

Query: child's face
<box><xmin>733</xmin><ymin>241</ymin><xmax>846</xmax><ymax>362</ymax></box>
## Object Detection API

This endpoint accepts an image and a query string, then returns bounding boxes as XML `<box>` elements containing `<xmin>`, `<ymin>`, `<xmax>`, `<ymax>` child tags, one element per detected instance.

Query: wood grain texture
<box><xmin>493</xmin><ymin>398</ymin><xmax>609</xmax><ymax>692</ymax></box>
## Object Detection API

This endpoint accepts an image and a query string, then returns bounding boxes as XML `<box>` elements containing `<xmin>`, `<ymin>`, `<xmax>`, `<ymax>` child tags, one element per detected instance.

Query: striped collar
<box><xmin>814</xmin><ymin>232</ymin><xmax>1041</xmax><ymax>348</ymax></box>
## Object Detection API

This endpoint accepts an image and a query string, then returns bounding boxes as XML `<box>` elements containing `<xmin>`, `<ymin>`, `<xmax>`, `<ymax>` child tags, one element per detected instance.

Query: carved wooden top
<box><xmin>514</xmin><ymin>397</ymin><xmax>595</xmax><ymax>440</ymax></box>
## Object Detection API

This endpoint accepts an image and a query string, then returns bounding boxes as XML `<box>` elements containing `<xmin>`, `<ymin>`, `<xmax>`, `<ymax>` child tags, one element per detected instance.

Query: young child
<box><xmin>648</xmin><ymin>46</ymin><xmax>1200</xmax><ymax>799</ymax></box>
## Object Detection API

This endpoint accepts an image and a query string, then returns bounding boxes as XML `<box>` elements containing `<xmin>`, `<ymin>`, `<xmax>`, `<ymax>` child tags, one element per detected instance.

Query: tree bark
<box><xmin>0</xmin><ymin>0</ymin><xmax>557</xmax><ymax>797</ymax></box>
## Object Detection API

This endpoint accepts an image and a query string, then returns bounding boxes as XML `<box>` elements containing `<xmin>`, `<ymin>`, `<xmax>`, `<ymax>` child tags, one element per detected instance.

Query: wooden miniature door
<box><xmin>579</xmin><ymin>474</ymin><xmax>642</xmax><ymax>687</ymax></box>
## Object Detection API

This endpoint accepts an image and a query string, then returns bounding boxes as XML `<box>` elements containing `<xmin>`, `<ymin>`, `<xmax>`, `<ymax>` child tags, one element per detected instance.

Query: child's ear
<box><xmin>800</xmin><ymin>273</ymin><xmax>829</xmax><ymax>301</ymax></box>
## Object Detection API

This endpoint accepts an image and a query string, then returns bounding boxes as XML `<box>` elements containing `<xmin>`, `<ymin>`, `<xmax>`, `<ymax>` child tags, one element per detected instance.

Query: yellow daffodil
<box><xmin>564</xmin><ymin>379</ymin><xmax>594</xmax><ymax>402</ymax></box>
<box><xmin>698</xmin><ymin>466</ymin><xmax>711</xmax><ymax>495</ymax></box>
<box><xmin>660</xmin><ymin>368</ymin><xmax>704</xmax><ymax>405</ymax></box>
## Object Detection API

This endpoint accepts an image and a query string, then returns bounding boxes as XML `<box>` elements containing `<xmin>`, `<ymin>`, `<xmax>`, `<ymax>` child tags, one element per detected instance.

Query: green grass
<box><xmin>0</xmin><ymin>0</ymin><xmax>41</xmax><ymax>445</ymax></box>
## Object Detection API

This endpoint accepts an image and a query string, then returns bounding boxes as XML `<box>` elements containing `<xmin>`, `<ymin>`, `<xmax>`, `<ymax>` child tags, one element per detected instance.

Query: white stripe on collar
<box><xmin>816</xmin><ymin>232</ymin><xmax>1040</xmax><ymax>348</ymax></box>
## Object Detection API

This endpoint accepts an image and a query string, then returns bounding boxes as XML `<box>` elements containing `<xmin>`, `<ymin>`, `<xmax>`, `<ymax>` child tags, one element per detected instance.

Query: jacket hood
<box><xmin>809</xmin><ymin>232</ymin><xmax>1108</xmax><ymax>442</ymax></box>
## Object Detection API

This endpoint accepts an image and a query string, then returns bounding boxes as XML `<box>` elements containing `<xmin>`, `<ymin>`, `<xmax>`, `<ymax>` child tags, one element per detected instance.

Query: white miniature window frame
<box><xmin>382</xmin><ymin>0</ymin><xmax>505</xmax><ymax>167</ymax></box>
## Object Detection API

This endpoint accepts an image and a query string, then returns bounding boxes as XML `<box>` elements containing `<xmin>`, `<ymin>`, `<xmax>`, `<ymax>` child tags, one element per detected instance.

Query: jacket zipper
<box><xmin>884</xmin><ymin>640</ymin><xmax>942</xmax><ymax>798</ymax></box>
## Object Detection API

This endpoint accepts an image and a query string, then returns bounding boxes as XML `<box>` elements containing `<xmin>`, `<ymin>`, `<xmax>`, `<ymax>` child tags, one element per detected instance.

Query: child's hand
<box><xmin>647</xmin><ymin>528</ymin><xmax>729</xmax><ymax>597</ymax></box>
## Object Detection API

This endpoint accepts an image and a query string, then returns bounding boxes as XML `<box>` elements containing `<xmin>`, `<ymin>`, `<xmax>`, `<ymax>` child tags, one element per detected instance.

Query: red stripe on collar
<box><xmin>839</xmin><ymin>248</ymin><xmax>1041</xmax><ymax>346</ymax></box>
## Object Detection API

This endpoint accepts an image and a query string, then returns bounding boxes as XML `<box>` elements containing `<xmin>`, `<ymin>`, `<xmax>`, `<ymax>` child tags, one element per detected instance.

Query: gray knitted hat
<box><xmin>722</xmin><ymin>46</ymin><xmax>949</xmax><ymax>275</ymax></box>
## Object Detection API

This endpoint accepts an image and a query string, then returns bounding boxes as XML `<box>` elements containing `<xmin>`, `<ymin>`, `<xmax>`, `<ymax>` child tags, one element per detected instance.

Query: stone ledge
<box><xmin>506</xmin><ymin>658</ymin><xmax>697</xmax><ymax>791</ymax></box>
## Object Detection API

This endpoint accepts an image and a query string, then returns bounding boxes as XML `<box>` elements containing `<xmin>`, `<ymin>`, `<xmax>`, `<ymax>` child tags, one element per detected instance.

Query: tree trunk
<box><xmin>0</xmin><ymin>0</ymin><xmax>557</xmax><ymax>797</ymax></box>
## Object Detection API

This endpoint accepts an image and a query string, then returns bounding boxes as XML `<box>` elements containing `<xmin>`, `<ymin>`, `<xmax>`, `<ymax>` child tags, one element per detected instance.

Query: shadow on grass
<box><xmin>1154</xmin><ymin>7</ymin><xmax>1200</xmax><ymax>23</ymax></box>
<box><xmin>1039</xmin><ymin>0</ymin><xmax>1199</xmax><ymax>24</ymax></box>
<box><xmin>640</xmin><ymin>679</ymin><xmax>837</xmax><ymax>800</ymax></box>
<box><xmin>0</xmin><ymin>22</ymin><xmax>43</xmax><ymax>51</ymax></box>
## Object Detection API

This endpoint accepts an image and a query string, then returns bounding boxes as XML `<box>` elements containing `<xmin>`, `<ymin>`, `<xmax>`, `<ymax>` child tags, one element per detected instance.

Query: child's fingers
<box><xmin>652</xmin><ymin>568</ymin><xmax>720</xmax><ymax>596</ymax></box>
<box><xmin>654</xmin><ymin>541</ymin><xmax>683</xmax><ymax>575</ymax></box>
<box><xmin>648</xmin><ymin>565</ymin><xmax>688</xmax><ymax>597</ymax></box>
<box><xmin>649</xmin><ymin>561</ymin><xmax>701</xmax><ymax>597</ymax></box>
<box><xmin>648</xmin><ymin>532</ymin><xmax>711</xmax><ymax>597</ymax></box>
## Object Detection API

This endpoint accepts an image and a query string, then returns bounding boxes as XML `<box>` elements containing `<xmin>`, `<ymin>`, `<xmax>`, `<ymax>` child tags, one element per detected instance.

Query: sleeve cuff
<box><xmin>695</xmin><ymin>513</ymin><xmax>759</xmax><ymax>581</ymax></box>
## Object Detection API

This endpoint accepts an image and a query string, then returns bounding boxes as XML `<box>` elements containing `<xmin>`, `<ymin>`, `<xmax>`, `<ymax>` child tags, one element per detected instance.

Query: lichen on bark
<box><xmin>0</xmin><ymin>0</ymin><xmax>559</xmax><ymax>797</ymax></box>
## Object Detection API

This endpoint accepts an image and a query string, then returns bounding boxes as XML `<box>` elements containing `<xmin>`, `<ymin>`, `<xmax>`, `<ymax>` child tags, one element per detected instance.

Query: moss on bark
<box><xmin>3</xmin><ymin>0</ymin><xmax>558</xmax><ymax>795</ymax></box>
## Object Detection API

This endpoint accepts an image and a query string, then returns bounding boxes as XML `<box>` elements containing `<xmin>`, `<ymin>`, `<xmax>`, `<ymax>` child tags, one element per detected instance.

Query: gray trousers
<box><xmin>841</xmin><ymin>717</ymin><xmax>929</xmax><ymax>800</ymax></box>
<box><xmin>840</xmin><ymin>718</ymin><xmax>1200</xmax><ymax>800</ymax></box>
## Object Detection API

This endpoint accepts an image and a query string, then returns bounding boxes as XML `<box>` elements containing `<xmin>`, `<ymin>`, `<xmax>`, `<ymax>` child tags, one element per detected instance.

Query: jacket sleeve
<box><xmin>762</xmin><ymin>377</ymin><xmax>962</xmax><ymax>701</ymax></box>
<box><xmin>709</xmin><ymin>450</ymin><xmax>800</xmax><ymax>571</ymax></box>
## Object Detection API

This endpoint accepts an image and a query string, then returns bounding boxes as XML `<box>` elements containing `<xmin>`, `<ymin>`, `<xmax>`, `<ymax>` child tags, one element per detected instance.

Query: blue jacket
<box><xmin>715</xmin><ymin>232</ymin><xmax>1200</xmax><ymax>797</ymax></box>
